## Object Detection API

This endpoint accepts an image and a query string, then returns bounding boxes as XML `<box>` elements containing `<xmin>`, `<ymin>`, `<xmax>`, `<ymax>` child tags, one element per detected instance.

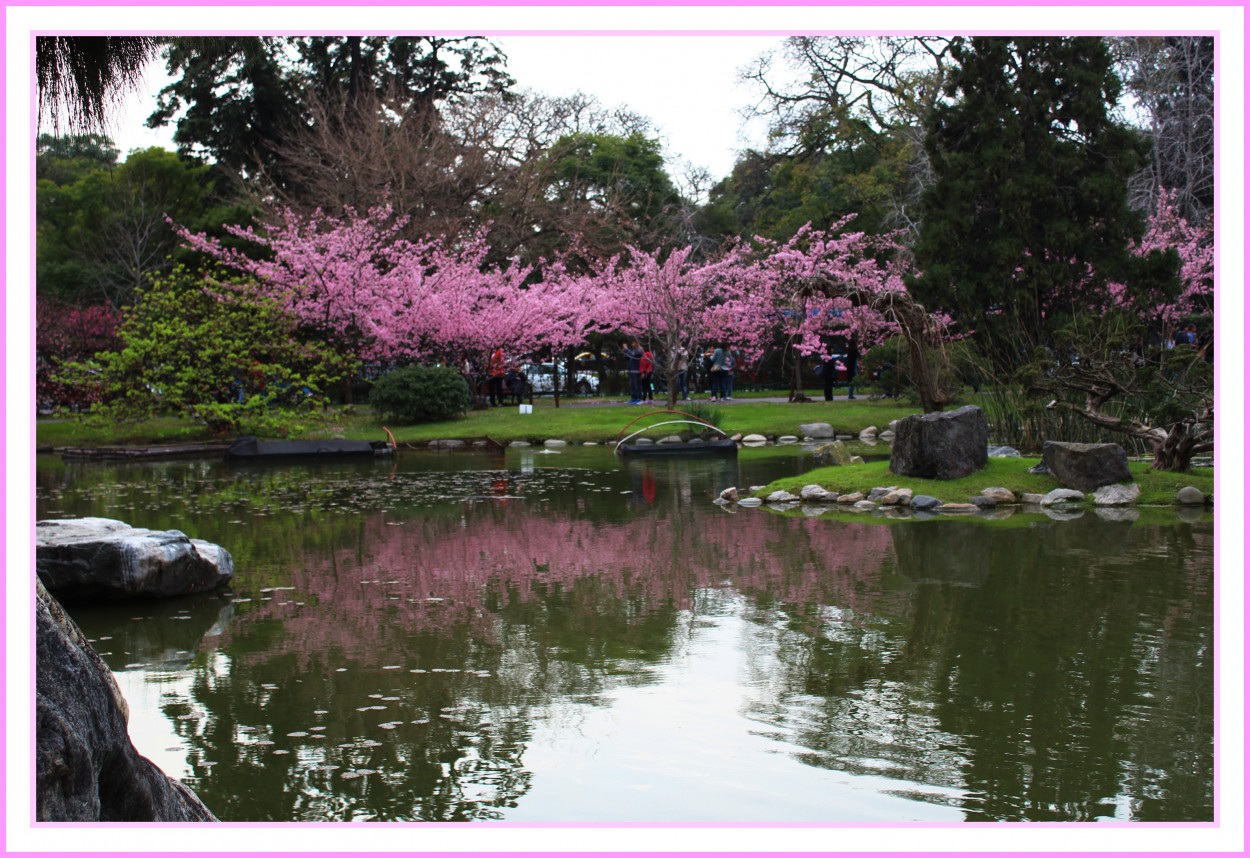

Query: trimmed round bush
<box><xmin>368</xmin><ymin>364</ymin><xmax>473</xmax><ymax>424</ymax></box>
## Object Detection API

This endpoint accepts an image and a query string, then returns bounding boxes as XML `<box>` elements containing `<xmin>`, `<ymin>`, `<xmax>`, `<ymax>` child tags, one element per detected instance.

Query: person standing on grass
<box><xmin>674</xmin><ymin>346</ymin><xmax>690</xmax><ymax>400</ymax></box>
<box><xmin>624</xmin><ymin>340</ymin><xmax>644</xmax><ymax>404</ymax></box>
<box><xmin>487</xmin><ymin>348</ymin><xmax>507</xmax><ymax>406</ymax></box>
<box><xmin>845</xmin><ymin>337</ymin><xmax>859</xmax><ymax>400</ymax></box>
<box><xmin>722</xmin><ymin>349</ymin><xmax>736</xmax><ymax>401</ymax></box>
<box><xmin>822</xmin><ymin>354</ymin><xmax>840</xmax><ymax>402</ymax></box>
<box><xmin>640</xmin><ymin>349</ymin><xmax>655</xmax><ymax>404</ymax></box>
<box><xmin>707</xmin><ymin>345</ymin><xmax>726</xmax><ymax>402</ymax></box>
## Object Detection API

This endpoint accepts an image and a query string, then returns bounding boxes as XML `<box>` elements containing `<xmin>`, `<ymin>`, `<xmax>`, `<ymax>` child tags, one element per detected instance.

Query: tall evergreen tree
<box><xmin>911</xmin><ymin>37</ymin><xmax>1168</xmax><ymax>372</ymax></box>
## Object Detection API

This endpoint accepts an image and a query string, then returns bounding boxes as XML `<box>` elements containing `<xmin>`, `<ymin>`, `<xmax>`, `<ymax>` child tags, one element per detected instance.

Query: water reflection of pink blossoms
<box><xmin>228</xmin><ymin>505</ymin><xmax>897</xmax><ymax>662</ymax></box>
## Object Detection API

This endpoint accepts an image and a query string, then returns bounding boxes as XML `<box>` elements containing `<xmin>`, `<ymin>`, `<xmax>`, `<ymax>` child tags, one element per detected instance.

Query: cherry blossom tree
<box><xmin>1113</xmin><ymin>188</ymin><xmax>1213</xmax><ymax>337</ymax></box>
<box><xmin>175</xmin><ymin>207</ymin><xmax>542</xmax><ymax>403</ymax></box>
<box><xmin>714</xmin><ymin>217</ymin><xmax>955</xmax><ymax>412</ymax></box>
<box><xmin>174</xmin><ymin>202</ymin><xmax>962</xmax><ymax>414</ymax></box>
<box><xmin>591</xmin><ymin>244</ymin><xmax>726</xmax><ymax>407</ymax></box>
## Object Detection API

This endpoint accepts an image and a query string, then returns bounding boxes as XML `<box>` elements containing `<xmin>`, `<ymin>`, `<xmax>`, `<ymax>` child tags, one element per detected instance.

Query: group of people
<box><xmin>622</xmin><ymin>341</ymin><xmax>738</xmax><ymax>404</ymax></box>
<box><xmin>1168</xmin><ymin>323</ymin><xmax>1201</xmax><ymax>349</ymax></box>
<box><xmin>470</xmin><ymin>348</ymin><xmax>527</xmax><ymax>407</ymax></box>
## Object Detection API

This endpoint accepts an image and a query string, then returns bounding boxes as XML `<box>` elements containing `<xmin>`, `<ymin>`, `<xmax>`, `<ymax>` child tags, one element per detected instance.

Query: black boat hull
<box><xmin>617</xmin><ymin>439</ymin><xmax>738</xmax><ymax>457</ymax></box>
<box><xmin>225</xmin><ymin>437</ymin><xmax>393</xmax><ymax>461</ymax></box>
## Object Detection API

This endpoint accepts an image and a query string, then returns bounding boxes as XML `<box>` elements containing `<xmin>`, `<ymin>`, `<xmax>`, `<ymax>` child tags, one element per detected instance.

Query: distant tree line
<box><xmin>34</xmin><ymin>35</ymin><xmax>1215</xmax><ymax>469</ymax></box>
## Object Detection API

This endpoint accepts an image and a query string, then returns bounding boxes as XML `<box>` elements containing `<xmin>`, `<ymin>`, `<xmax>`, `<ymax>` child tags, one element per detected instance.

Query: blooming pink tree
<box><xmin>174</xmin><ymin>203</ymin><xmax>967</xmax><ymax>413</ymax></box>
<box><xmin>712</xmin><ymin>217</ymin><xmax>955</xmax><ymax>411</ymax></box>
<box><xmin>1118</xmin><ymin>189</ymin><xmax>1214</xmax><ymax>337</ymax></box>
<box><xmin>175</xmin><ymin>207</ymin><xmax>548</xmax><ymax>402</ymax></box>
<box><xmin>590</xmin><ymin>244</ymin><xmax>731</xmax><ymax>407</ymax></box>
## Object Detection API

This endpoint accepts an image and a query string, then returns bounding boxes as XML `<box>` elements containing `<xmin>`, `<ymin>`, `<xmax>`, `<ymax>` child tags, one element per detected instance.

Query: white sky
<box><xmin>110</xmin><ymin>35</ymin><xmax>782</xmax><ymax>183</ymax></box>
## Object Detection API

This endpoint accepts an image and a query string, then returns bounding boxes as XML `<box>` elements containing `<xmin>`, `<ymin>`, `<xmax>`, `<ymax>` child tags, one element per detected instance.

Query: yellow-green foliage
<box><xmin>75</xmin><ymin>266</ymin><xmax>350</xmax><ymax>435</ymax></box>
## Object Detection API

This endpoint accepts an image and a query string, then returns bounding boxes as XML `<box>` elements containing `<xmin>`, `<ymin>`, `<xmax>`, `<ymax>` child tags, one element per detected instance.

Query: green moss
<box><xmin>755</xmin><ymin>458</ymin><xmax>1214</xmax><ymax>506</ymax></box>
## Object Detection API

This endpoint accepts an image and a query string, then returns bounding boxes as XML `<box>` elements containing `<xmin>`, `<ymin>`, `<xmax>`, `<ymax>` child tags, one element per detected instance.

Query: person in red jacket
<box><xmin>487</xmin><ymin>348</ymin><xmax>507</xmax><ymax>406</ymax></box>
<box><xmin>640</xmin><ymin>349</ymin><xmax>655</xmax><ymax>404</ymax></box>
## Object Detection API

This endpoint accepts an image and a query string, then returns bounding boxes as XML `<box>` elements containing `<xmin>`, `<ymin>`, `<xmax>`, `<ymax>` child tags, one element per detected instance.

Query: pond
<box><xmin>34</xmin><ymin>447</ymin><xmax>1214</xmax><ymax>824</ymax></box>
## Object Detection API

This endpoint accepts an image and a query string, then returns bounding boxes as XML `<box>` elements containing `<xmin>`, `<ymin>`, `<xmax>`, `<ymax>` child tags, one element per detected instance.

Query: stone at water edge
<box><xmin>777</xmin><ymin>436</ymin><xmax>799</xmax><ymax>445</ymax></box>
<box><xmin>836</xmin><ymin>491</ymin><xmax>866</xmax><ymax>504</ymax></box>
<box><xmin>719</xmin><ymin>487</ymin><xmax>740</xmax><ymax>503</ymax></box>
<box><xmin>1176</xmin><ymin>486</ymin><xmax>1206</xmax><ymax>506</ymax></box>
<box><xmin>1020</xmin><ymin>493</ymin><xmax>1046</xmax><ymax>505</ymax></box>
<box><xmin>742</xmin><ymin>434</ymin><xmax>768</xmax><ymax>445</ymax></box>
<box><xmin>37</xmin><ymin>518</ymin><xmax>232</xmax><ymax>601</ymax></box>
<box><xmin>937</xmin><ymin>503</ymin><xmax>979</xmax><ymax>513</ymax></box>
<box><xmin>981</xmin><ymin>487</ymin><xmax>1018</xmax><ymax>504</ymax></box>
<box><xmin>880</xmin><ymin>488</ymin><xmax>914</xmax><ymax>506</ymax></box>
<box><xmin>543</xmin><ymin>439</ymin><xmax>569</xmax><ymax>448</ymax></box>
<box><xmin>859</xmin><ymin>426</ymin><xmax>879</xmax><ymax>437</ymax></box>
<box><xmin>1041</xmin><ymin>441</ymin><xmax>1132</xmax><ymax>492</ymax></box>
<box><xmin>1092</xmin><ymin>483</ymin><xmax>1141</xmax><ymax>506</ymax></box>
<box><xmin>36</xmin><ymin>579</ymin><xmax>217</xmax><ymax>821</ymax></box>
<box><xmin>851</xmin><ymin>500</ymin><xmax>878</xmax><ymax>512</ymax></box>
<box><xmin>738</xmin><ymin>497</ymin><xmax>763</xmax><ymax>507</ymax></box>
<box><xmin>766</xmin><ymin>490</ymin><xmax>800</xmax><ymax>503</ymax></box>
<box><xmin>1041</xmin><ymin>488</ymin><xmax>1085</xmax><ymax>506</ymax></box>
<box><xmin>867</xmin><ymin>486</ymin><xmax>898</xmax><ymax>501</ymax></box>
<box><xmin>799</xmin><ymin>485</ymin><xmax>831</xmax><ymax>501</ymax></box>
<box><xmin>813</xmin><ymin>441</ymin><xmax>854</xmax><ymax>466</ymax></box>
<box><xmin>910</xmin><ymin>495</ymin><xmax>942</xmax><ymax>511</ymax></box>
<box><xmin>799</xmin><ymin>422</ymin><xmax>835</xmax><ymax>439</ymax></box>
<box><xmin>969</xmin><ymin>496</ymin><xmax>998</xmax><ymax>509</ymax></box>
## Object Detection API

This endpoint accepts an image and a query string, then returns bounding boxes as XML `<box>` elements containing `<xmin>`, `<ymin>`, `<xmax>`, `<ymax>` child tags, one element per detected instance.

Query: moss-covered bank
<box><xmin>755</xmin><ymin>458</ymin><xmax>1214</xmax><ymax>507</ymax></box>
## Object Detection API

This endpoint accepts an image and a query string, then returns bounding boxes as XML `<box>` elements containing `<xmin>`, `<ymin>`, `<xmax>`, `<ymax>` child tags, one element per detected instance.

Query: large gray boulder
<box><xmin>36</xmin><ymin>579</ymin><xmax>217</xmax><ymax>821</ymax></box>
<box><xmin>889</xmin><ymin>405</ymin><xmax>989</xmax><ymax>480</ymax></box>
<box><xmin>1041</xmin><ymin>441</ymin><xmax>1133</xmax><ymax>492</ymax></box>
<box><xmin>37</xmin><ymin>518</ymin><xmax>233</xmax><ymax>602</ymax></box>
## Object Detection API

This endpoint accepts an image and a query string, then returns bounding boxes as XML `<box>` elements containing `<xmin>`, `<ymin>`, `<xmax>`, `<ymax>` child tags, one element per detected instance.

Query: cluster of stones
<box><xmin>718</xmin><ymin>407</ymin><xmax>1211</xmax><ymax>512</ymax></box>
<box><xmin>720</xmin><ymin>480</ymin><xmax>1207</xmax><ymax>514</ymax></box>
<box><xmin>720</xmin><ymin>483</ymin><xmax>1039</xmax><ymax>514</ymax></box>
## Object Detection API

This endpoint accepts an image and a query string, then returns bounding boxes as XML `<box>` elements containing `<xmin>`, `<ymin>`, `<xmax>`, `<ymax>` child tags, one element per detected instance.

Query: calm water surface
<box><xmin>34</xmin><ymin>447</ymin><xmax>1214</xmax><ymax>823</ymax></box>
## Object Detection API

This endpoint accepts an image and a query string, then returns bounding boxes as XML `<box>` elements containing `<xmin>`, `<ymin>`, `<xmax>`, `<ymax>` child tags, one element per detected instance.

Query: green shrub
<box><xmin>368</xmin><ymin>364</ymin><xmax>473</xmax><ymax>424</ymax></box>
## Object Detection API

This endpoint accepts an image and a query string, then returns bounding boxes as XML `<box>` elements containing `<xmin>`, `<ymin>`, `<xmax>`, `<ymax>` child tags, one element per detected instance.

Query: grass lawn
<box><xmin>37</xmin><ymin>394</ymin><xmax>921</xmax><ymax>449</ymax></box>
<box><xmin>36</xmin><ymin>397</ymin><xmax>1214</xmax><ymax>507</ymax></box>
<box><xmin>756</xmin><ymin>457</ymin><xmax>1214</xmax><ymax>506</ymax></box>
